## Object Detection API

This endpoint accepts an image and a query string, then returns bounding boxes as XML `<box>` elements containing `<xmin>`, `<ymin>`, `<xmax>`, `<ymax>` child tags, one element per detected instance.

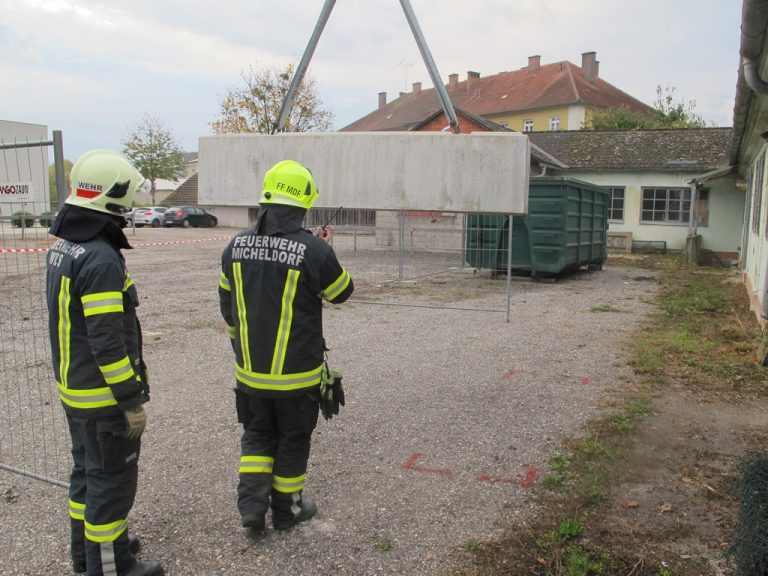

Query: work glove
<box><xmin>320</xmin><ymin>364</ymin><xmax>345</xmax><ymax>421</ymax></box>
<box><xmin>123</xmin><ymin>405</ymin><xmax>147</xmax><ymax>439</ymax></box>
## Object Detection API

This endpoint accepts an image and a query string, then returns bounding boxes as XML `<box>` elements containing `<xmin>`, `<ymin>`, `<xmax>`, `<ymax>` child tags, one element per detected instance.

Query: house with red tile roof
<box><xmin>367</xmin><ymin>96</ymin><xmax>739</xmax><ymax>262</ymax></box>
<box><xmin>342</xmin><ymin>52</ymin><xmax>654</xmax><ymax>134</ymax></box>
<box><xmin>341</xmin><ymin>53</ymin><xmax>741</xmax><ymax>263</ymax></box>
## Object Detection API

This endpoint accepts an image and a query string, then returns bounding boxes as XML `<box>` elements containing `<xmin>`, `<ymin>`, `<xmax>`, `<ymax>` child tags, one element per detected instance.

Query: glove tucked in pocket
<box><xmin>97</xmin><ymin>418</ymin><xmax>141</xmax><ymax>473</ymax></box>
<box><xmin>320</xmin><ymin>363</ymin><xmax>344</xmax><ymax>421</ymax></box>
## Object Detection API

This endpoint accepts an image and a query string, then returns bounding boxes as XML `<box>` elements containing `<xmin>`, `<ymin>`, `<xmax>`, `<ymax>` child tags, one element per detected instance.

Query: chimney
<box><xmin>412</xmin><ymin>82</ymin><xmax>422</xmax><ymax>95</ymax></box>
<box><xmin>448</xmin><ymin>73</ymin><xmax>459</xmax><ymax>90</ymax></box>
<box><xmin>528</xmin><ymin>55</ymin><xmax>541</xmax><ymax>71</ymax></box>
<box><xmin>467</xmin><ymin>71</ymin><xmax>480</xmax><ymax>91</ymax></box>
<box><xmin>581</xmin><ymin>51</ymin><xmax>599</xmax><ymax>83</ymax></box>
<box><xmin>378</xmin><ymin>91</ymin><xmax>387</xmax><ymax>109</ymax></box>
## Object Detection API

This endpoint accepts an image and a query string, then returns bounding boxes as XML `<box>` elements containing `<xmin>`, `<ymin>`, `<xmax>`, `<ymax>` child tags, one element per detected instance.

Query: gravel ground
<box><xmin>0</xmin><ymin>226</ymin><xmax>659</xmax><ymax>576</ymax></box>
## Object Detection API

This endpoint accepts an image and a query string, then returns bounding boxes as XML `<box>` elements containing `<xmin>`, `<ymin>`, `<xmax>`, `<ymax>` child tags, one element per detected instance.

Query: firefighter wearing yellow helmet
<box><xmin>46</xmin><ymin>150</ymin><xmax>164</xmax><ymax>575</ymax></box>
<box><xmin>219</xmin><ymin>159</ymin><xmax>354</xmax><ymax>532</ymax></box>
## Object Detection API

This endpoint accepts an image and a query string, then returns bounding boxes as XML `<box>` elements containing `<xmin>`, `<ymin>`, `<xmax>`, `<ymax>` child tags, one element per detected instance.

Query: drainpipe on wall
<box><xmin>688</xmin><ymin>182</ymin><xmax>699</xmax><ymax>237</ymax></box>
<box><xmin>685</xmin><ymin>181</ymin><xmax>701</xmax><ymax>264</ymax></box>
<box><xmin>741</xmin><ymin>0</ymin><xmax>768</xmax><ymax>96</ymax></box>
<box><xmin>743</xmin><ymin>58</ymin><xmax>768</xmax><ymax>95</ymax></box>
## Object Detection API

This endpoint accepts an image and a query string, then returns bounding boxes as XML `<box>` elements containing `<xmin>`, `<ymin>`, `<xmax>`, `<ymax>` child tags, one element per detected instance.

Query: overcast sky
<box><xmin>1</xmin><ymin>0</ymin><xmax>742</xmax><ymax>162</ymax></box>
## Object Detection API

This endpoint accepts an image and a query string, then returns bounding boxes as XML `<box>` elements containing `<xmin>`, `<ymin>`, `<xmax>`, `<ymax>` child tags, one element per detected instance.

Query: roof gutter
<box><xmin>731</xmin><ymin>0</ymin><xmax>768</xmax><ymax>163</ymax></box>
<box><xmin>744</xmin><ymin>58</ymin><xmax>768</xmax><ymax>94</ymax></box>
<box><xmin>742</xmin><ymin>0</ymin><xmax>768</xmax><ymax>94</ymax></box>
<box><xmin>687</xmin><ymin>165</ymin><xmax>736</xmax><ymax>186</ymax></box>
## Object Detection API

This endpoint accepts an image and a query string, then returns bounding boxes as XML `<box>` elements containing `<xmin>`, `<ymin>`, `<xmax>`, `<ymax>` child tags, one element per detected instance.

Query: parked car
<box><xmin>124</xmin><ymin>209</ymin><xmax>135</xmax><ymax>227</ymax></box>
<box><xmin>163</xmin><ymin>206</ymin><xmax>218</xmax><ymax>228</ymax></box>
<box><xmin>133</xmin><ymin>206</ymin><xmax>167</xmax><ymax>228</ymax></box>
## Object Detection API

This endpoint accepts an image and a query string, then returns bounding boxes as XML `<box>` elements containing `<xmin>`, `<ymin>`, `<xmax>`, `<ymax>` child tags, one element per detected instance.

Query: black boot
<box><xmin>272</xmin><ymin>491</ymin><xmax>317</xmax><ymax>531</ymax></box>
<box><xmin>71</xmin><ymin>517</ymin><xmax>86</xmax><ymax>574</ymax></box>
<box><xmin>241</xmin><ymin>513</ymin><xmax>266</xmax><ymax>531</ymax></box>
<box><xmin>238</xmin><ymin>474</ymin><xmax>272</xmax><ymax>532</ymax></box>
<box><xmin>123</xmin><ymin>559</ymin><xmax>164</xmax><ymax>576</ymax></box>
<box><xmin>72</xmin><ymin>533</ymin><xmax>141</xmax><ymax>574</ymax></box>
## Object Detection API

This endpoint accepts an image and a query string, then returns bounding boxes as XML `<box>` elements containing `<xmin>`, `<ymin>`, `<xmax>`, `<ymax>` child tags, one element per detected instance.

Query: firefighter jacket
<box><xmin>219</xmin><ymin>227</ymin><xmax>354</xmax><ymax>398</ymax></box>
<box><xmin>46</xmin><ymin>236</ymin><xmax>145</xmax><ymax>418</ymax></box>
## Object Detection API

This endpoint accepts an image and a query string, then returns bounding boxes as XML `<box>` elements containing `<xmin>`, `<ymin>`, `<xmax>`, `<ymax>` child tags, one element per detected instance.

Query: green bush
<box><xmin>11</xmin><ymin>211</ymin><xmax>35</xmax><ymax>228</ymax></box>
<box><xmin>38</xmin><ymin>211</ymin><xmax>55</xmax><ymax>227</ymax></box>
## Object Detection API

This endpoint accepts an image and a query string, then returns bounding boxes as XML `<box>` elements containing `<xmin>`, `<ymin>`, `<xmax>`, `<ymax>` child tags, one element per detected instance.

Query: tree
<box><xmin>48</xmin><ymin>159</ymin><xmax>73</xmax><ymax>204</ymax></box>
<box><xmin>210</xmin><ymin>62</ymin><xmax>334</xmax><ymax>134</ymax></box>
<box><xmin>122</xmin><ymin>113</ymin><xmax>185</xmax><ymax>205</ymax></box>
<box><xmin>584</xmin><ymin>85</ymin><xmax>707</xmax><ymax>130</ymax></box>
<box><xmin>652</xmin><ymin>85</ymin><xmax>707</xmax><ymax>129</ymax></box>
<box><xmin>584</xmin><ymin>106</ymin><xmax>654</xmax><ymax>131</ymax></box>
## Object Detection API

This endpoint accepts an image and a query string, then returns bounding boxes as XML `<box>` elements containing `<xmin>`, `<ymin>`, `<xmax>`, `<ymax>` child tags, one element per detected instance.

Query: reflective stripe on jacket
<box><xmin>46</xmin><ymin>236</ymin><xmax>143</xmax><ymax>416</ymax></box>
<box><xmin>219</xmin><ymin>228</ymin><xmax>353</xmax><ymax>398</ymax></box>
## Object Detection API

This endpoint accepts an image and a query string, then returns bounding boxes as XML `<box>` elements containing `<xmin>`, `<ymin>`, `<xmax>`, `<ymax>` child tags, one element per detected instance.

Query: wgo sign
<box><xmin>0</xmin><ymin>182</ymin><xmax>33</xmax><ymax>202</ymax></box>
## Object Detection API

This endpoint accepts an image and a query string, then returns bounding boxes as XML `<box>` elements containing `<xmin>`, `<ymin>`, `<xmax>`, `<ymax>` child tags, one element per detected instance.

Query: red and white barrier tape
<box><xmin>0</xmin><ymin>247</ymin><xmax>48</xmax><ymax>253</ymax></box>
<box><xmin>0</xmin><ymin>236</ymin><xmax>233</xmax><ymax>254</ymax></box>
<box><xmin>133</xmin><ymin>236</ymin><xmax>232</xmax><ymax>248</ymax></box>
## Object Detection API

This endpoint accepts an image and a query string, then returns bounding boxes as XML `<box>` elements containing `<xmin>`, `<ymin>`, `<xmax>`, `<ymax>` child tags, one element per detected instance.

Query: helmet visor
<box><xmin>104</xmin><ymin>178</ymin><xmax>150</xmax><ymax>214</ymax></box>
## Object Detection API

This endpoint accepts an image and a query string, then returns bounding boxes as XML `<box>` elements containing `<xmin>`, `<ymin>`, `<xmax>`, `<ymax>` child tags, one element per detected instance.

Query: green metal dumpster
<box><xmin>465</xmin><ymin>178</ymin><xmax>608</xmax><ymax>277</ymax></box>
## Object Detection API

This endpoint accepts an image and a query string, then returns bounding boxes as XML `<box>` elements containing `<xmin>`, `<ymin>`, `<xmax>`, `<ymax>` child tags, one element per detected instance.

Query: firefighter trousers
<box><xmin>235</xmin><ymin>389</ymin><xmax>319</xmax><ymax>522</ymax></box>
<box><xmin>66</xmin><ymin>413</ymin><xmax>140</xmax><ymax>576</ymax></box>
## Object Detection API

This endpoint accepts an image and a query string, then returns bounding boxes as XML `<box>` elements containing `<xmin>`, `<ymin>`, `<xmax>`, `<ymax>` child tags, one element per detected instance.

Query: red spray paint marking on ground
<box><xmin>476</xmin><ymin>467</ymin><xmax>539</xmax><ymax>488</ymax></box>
<box><xmin>402</xmin><ymin>453</ymin><xmax>538</xmax><ymax>488</ymax></box>
<box><xmin>520</xmin><ymin>467</ymin><xmax>539</xmax><ymax>487</ymax></box>
<box><xmin>401</xmin><ymin>452</ymin><xmax>452</xmax><ymax>477</ymax></box>
<box><xmin>581</xmin><ymin>376</ymin><xmax>591</xmax><ymax>385</ymax></box>
<box><xmin>503</xmin><ymin>368</ymin><xmax>524</xmax><ymax>379</ymax></box>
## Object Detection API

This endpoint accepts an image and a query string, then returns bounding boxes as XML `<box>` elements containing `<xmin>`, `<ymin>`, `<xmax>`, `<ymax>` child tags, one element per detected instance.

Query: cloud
<box><xmin>0</xmin><ymin>0</ymin><xmax>742</xmax><ymax>159</ymax></box>
<box><xmin>2</xmin><ymin>0</ymin><xmax>285</xmax><ymax>81</ymax></box>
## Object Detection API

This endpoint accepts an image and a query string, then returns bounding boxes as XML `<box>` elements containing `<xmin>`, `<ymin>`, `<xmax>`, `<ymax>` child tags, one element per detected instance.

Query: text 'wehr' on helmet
<box><xmin>260</xmin><ymin>160</ymin><xmax>318</xmax><ymax>210</ymax></box>
<box><xmin>66</xmin><ymin>149</ymin><xmax>150</xmax><ymax>216</ymax></box>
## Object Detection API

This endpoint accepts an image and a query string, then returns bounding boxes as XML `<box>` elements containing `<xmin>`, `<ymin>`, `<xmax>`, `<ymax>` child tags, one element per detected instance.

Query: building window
<box><xmin>608</xmin><ymin>187</ymin><xmax>625</xmax><ymax>221</ymax></box>
<box><xmin>641</xmin><ymin>187</ymin><xmax>692</xmax><ymax>224</ymax></box>
<box><xmin>523</xmin><ymin>119</ymin><xmax>533</xmax><ymax>132</ymax></box>
<box><xmin>498</xmin><ymin>121</ymin><xmax>509</xmax><ymax>128</ymax></box>
<box><xmin>639</xmin><ymin>187</ymin><xmax>709</xmax><ymax>225</ymax></box>
<box><xmin>549</xmin><ymin>116</ymin><xmax>560</xmax><ymax>131</ymax></box>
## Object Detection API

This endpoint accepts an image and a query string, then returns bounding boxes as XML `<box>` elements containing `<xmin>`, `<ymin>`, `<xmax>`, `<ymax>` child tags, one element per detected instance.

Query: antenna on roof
<box><xmin>399</xmin><ymin>60</ymin><xmax>415</xmax><ymax>93</ymax></box>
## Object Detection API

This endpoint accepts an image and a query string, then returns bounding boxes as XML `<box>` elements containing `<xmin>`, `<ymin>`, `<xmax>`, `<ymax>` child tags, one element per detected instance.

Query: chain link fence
<box><xmin>731</xmin><ymin>453</ymin><xmax>768</xmax><ymax>575</ymax></box>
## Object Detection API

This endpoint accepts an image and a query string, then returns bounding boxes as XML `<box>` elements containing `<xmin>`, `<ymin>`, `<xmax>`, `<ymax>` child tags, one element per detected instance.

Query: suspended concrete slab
<box><xmin>199</xmin><ymin>132</ymin><xmax>530</xmax><ymax>214</ymax></box>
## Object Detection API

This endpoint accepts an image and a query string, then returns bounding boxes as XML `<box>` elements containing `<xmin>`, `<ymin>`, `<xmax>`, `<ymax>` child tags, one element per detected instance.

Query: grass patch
<box><xmin>451</xmin><ymin>255</ymin><xmax>766</xmax><ymax>576</ymax></box>
<box><xmin>557</xmin><ymin>519</ymin><xmax>584</xmax><ymax>541</ymax></box>
<box><xmin>590</xmin><ymin>304</ymin><xmax>621</xmax><ymax>313</ymax></box>
<box><xmin>374</xmin><ymin>538</ymin><xmax>391</xmax><ymax>551</ymax></box>
<box><xmin>465</xmin><ymin>539</ymin><xmax>483</xmax><ymax>552</ymax></box>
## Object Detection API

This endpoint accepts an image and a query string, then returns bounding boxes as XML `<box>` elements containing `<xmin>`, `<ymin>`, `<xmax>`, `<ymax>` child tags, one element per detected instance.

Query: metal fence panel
<box><xmin>0</xmin><ymin>134</ymin><xmax>69</xmax><ymax>488</ymax></box>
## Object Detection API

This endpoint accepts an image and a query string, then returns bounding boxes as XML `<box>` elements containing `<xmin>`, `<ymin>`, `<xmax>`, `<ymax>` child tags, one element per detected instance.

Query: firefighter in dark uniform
<box><xmin>218</xmin><ymin>160</ymin><xmax>354</xmax><ymax>532</ymax></box>
<box><xmin>46</xmin><ymin>150</ymin><xmax>164</xmax><ymax>576</ymax></box>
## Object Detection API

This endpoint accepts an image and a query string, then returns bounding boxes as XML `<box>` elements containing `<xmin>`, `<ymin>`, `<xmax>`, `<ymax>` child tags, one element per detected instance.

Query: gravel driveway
<box><xmin>0</xmin><ymin>227</ymin><xmax>658</xmax><ymax>576</ymax></box>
